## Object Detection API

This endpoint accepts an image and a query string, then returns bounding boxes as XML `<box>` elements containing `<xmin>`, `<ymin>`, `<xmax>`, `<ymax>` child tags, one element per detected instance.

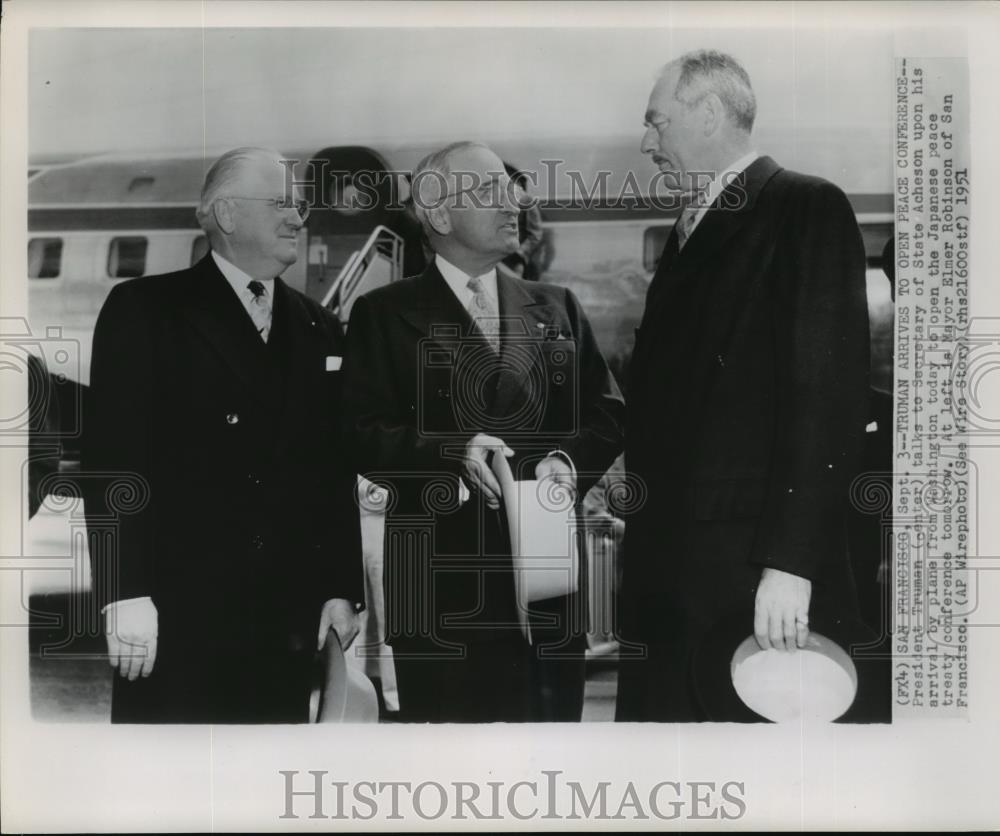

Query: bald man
<box><xmin>84</xmin><ymin>147</ymin><xmax>364</xmax><ymax>723</ymax></box>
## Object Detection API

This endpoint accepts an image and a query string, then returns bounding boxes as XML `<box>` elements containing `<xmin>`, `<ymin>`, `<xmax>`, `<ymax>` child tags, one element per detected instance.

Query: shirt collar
<box><xmin>693</xmin><ymin>150</ymin><xmax>759</xmax><ymax>210</ymax></box>
<box><xmin>435</xmin><ymin>253</ymin><xmax>497</xmax><ymax>304</ymax></box>
<box><xmin>212</xmin><ymin>250</ymin><xmax>275</xmax><ymax>298</ymax></box>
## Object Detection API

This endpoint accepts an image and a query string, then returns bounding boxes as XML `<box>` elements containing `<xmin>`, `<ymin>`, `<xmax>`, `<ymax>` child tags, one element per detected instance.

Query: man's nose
<box><xmin>501</xmin><ymin>182</ymin><xmax>523</xmax><ymax>214</ymax></box>
<box><xmin>284</xmin><ymin>209</ymin><xmax>304</xmax><ymax>230</ymax></box>
<box><xmin>640</xmin><ymin>126</ymin><xmax>657</xmax><ymax>154</ymax></box>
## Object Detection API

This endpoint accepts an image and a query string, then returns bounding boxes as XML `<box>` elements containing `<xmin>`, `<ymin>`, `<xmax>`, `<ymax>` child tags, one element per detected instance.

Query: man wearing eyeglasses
<box><xmin>342</xmin><ymin>141</ymin><xmax>625</xmax><ymax>722</ymax></box>
<box><xmin>84</xmin><ymin>146</ymin><xmax>365</xmax><ymax>723</ymax></box>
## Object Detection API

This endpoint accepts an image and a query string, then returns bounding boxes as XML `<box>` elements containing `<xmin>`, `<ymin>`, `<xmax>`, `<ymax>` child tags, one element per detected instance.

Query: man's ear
<box><xmin>701</xmin><ymin>92</ymin><xmax>725</xmax><ymax>136</ymax></box>
<box><xmin>425</xmin><ymin>204</ymin><xmax>451</xmax><ymax>237</ymax></box>
<box><xmin>213</xmin><ymin>198</ymin><xmax>237</xmax><ymax>235</ymax></box>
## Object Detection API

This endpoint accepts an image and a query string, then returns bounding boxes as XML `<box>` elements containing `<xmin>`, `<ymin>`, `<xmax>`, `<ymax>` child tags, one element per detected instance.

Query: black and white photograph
<box><xmin>1</xmin><ymin>0</ymin><xmax>998</xmax><ymax>830</ymax></box>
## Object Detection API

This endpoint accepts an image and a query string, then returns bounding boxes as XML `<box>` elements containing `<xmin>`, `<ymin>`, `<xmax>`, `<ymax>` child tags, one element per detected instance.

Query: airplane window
<box><xmin>28</xmin><ymin>237</ymin><xmax>63</xmax><ymax>279</ymax></box>
<box><xmin>643</xmin><ymin>224</ymin><xmax>673</xmax><ymax>272</ymax></box>
<box><xmin>108</xmin><ymin>236</ymin><xmax>148</xmax><ymax>279</ymax></box>
<box><xmin>127</xmin><ymin>176</ymin><xmax>155</xmax><ymax>197</ymax></box>
<box><xmin>190</xmin><ymin>235</ymin><xmax>210</xmax><ymax>266</ymax></box>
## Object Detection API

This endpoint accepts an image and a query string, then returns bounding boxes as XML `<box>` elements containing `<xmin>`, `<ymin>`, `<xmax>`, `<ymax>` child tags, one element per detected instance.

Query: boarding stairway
<box><xmin>320</xmin><ymin>225</ymin><xmax>404</xmax><ymax>325</ymax></box>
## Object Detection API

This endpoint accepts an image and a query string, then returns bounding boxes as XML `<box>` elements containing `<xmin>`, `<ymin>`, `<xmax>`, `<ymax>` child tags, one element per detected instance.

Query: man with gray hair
<box><xmin>85</xmin><ymin>147</ymin><xmax>365</xmax><ymax>722</ymax></box>
<box><xmin>617</xmin><ymin>50</ymin><xmax>871</xmax><ymax>720</ymax></box>
<box><xmin>342</xmin><ymin>141</ymin><xmax>624</xmax><ymax>722</ymax></box>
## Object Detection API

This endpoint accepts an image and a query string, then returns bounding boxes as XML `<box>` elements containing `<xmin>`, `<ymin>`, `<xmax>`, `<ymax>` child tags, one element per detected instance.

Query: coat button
<box><xmin>437</xmin><ymin>388</ymin><xmax>450</xmax><ymax>399</ymax></box>
<box><xmin>251</xmin><ymin>534</ymin><xmax>264</xmax><ymax>549</ymax></box>
<box><xmin>226</xmin><ymin>412</ymin><xmax>239</xmax><ymax>425</ymax></box>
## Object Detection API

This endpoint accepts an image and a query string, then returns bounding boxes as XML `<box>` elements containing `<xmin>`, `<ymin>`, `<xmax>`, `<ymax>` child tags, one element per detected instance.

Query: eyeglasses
<box><xmin>225</xmin><ymin>196</ymin><xmax>311</xmax><ymax>221</ymax></box>
<box><xmin>448</xmin><ymin>177</ymin><xmax>526</xmax><ymax>208</ymax></box>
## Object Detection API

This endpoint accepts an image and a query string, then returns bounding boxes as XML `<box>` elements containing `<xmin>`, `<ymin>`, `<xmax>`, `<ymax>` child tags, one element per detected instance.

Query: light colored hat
<box><xmin>315</xmin><ymin>629</ymin><xmax>379</xmax><ymax>723</ymax></box>
<box><xmin>692</xmin><ymin>601</ymin><xmax>890</xmax><ymax>723</ymax></box>
<box><xmin>730</xmin><ymin>632</ymin><xmax>857</xmax><ymax>723</ymax></box>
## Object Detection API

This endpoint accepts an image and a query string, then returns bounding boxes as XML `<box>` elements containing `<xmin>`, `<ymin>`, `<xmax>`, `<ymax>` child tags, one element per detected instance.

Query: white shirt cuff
<box><xmin>546</xmin><ymin>449</ymin><xmax>577</xmax><ymax>486</ymax></box>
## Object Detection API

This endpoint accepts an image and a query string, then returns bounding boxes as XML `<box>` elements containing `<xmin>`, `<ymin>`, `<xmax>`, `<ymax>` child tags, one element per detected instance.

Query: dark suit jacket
<box><xmin>621</xmin><ymin>156</ymin><xmax>870</xmax><ymax>652</ymax></box>
<box><xmin>83</xmin><ymin>254</ymin><xmax>364</xmax><ymax>721</ymax></box>
<box><xmin>341</xmin><ymin>263</ymin><xmax>625</xmax><ymax>649</ymax></box>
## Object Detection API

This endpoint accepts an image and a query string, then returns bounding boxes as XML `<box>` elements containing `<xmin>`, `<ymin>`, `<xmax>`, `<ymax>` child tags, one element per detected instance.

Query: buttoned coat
<box><xmin>341</xmin><ymin>264</ymin><xmax>625</xmax><ymax>653</ymax></box>
<box><xmin>617</xmin><ymin>156</ymin><xmax>871</xmax><ymax>720</ymax></box>
<box><xmin>84</xmin><ymin>254</ymin><xmax>364</xmax><ymax>722</ymax></box>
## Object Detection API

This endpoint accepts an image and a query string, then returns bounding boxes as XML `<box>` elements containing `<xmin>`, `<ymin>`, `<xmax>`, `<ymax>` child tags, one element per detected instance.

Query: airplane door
<box><xmin>301</xmin><ymin>146</ymin><xmax>404</xmax><ymax>305</ymax></box>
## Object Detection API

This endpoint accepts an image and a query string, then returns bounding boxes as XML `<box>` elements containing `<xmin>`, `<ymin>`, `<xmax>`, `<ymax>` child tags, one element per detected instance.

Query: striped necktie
<box><xmin>467</xmin><ymin>276</ymin><xmax>500</xmax><ymax>354</ymax></box>
<box><xmin>675</xmin><ymin>205</ymin><xmax>699</xmax><ymax>251</ymax></box>
<box><xmin>247</xmin><ymin>280</ymin><xmax>272</xmax><ymax>342</ymax></box>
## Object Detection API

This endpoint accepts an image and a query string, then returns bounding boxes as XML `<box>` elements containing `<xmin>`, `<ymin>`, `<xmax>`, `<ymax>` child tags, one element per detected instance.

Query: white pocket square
<box><xmin>326</xmin><ymin>355</ymin><xmax>342</xmax><ymax>371</ymax></box>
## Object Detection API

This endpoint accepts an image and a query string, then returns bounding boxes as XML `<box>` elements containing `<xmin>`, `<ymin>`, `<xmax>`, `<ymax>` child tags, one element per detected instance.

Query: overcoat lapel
<box><xmin>270</xmin><ymin>278</ymin><xmax>316</xmax><ymax>458</ymax></box>
<box><xmin>179</xmin><ymin>254</ymin><xmax>279</xmax><ymax>403</ymax></box>
<box><xmin>490</xmin><ymin>274</ymin><xmax>559</xmax><ymax>422</ymax></box>
<box><xmin>397</xmin><ymin>264</ymin><xmax>571</xmax><ymax>432</ymax></box>
<box><xmin>398</xmin><ymin>264</ymin><xmax>490</xmax><ymax>352</ymax></box>
<box><xmin>649</xmin><ymin>156</ymin><xmax>783</xmax><ymax>305</ymax></box>
<box><xmin>635</xmin><ymin>157</ymin><xmax>784</xmax><ymax>373</ymax></box>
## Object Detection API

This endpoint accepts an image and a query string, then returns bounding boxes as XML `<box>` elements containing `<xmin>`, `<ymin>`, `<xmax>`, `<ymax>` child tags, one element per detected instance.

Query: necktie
<box><xmin>247</xmin><ymin>280</ymin><xmax>272</xmax><ymax>343</ymax></box>
<box><xmin>675</xmin><ymin>205</ymin><xmax>699</xmax><ymax>252</ymax></box>
<box><xmin>466</xmin><ymin>276</ymin><xmax>500</xmax><ymax>354</ymax></box>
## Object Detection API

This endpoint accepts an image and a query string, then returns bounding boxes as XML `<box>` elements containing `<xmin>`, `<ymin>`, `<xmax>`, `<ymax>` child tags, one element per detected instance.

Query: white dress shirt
<box><xmin>212</xmin><ymin>250</ymin><xmax>276</xmax><ymax>321</ymax></box>
<box><xmin>435</xmin><ymin>253</ymin><xmax>498</xmax><ymax>312</ymax></box>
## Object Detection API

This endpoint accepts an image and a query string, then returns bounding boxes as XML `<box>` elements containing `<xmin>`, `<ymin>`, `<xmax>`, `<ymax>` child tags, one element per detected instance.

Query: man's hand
<box><xmin>104</xmin><ymin>597</ymin><xmax>158</xmax><ymax>680</ymax></box>
<box><xmin>462</xmin><ymin>433</ymin><xmax>513</xmax><ymax>510</ymax></box>
<box><xmin>535</xmin><ymin>455</ymin><xmax>577</xmax><ymax>505</ymax></box>
<box><xmin>754</xmin><ymin>568</ymin><xmax>811</xmax><ymax>652</ymax></box>
<box><xmin>318</xmin><ymin>598</ymin><xmax>361</xmax><ymax>652</ymax></box>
